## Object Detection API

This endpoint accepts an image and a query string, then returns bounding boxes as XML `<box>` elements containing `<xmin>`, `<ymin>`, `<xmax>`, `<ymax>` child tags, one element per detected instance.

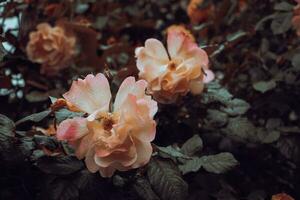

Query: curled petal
<box><xmin>56</xmin><ymin>117</ymin><xmax>88</xmax><ymax>141</ymax></box>
<box><xmin>63</xmin><ymin>73</ymin><xmax>111</xmax><ymax>114</ymax></box>
<box><xmin>85</xmin><ymin>149</ymin><xmax>99</xmax><ymax>173</ymax></box>
<box><xmin>189</xmin><ymin>79</ymin><xmax>204</xmax><ymax>95</ymax></box>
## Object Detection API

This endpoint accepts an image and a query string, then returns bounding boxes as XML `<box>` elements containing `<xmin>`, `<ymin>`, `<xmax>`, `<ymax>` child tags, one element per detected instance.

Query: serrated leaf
<box><xmin>16</xmin><ymin>110</ymin><xmax>51</xmax><ymax>125</ymax></box>
<box><xmin>36</xmin><ymin>155</ymin><xmax>84</xmax><ymax>175</ymax></box>
<box><xmin>0</xmin><ymin>114</ymin><xmax>15</xmax><ymax>137</ymax></box>
<box><xmin>156</xmin><ymin>145</ymin><xmax>189</xmax><ymax>162</ymax></box>
<box><xmin>179</xmin><ymin>157</ymin><xmax>203</xmax><ymax>175</ymax></box>
<box><xmin>181</xmin><ymin>135</ymin><xmax>203</xmax><ymax>156</ymax></box>
<box><xmin>201</xmin><ymin>82</ymin><xmax>233</xmax><ymax>105</ymax></box>
<box><xmin>147</xmin><ymin>158</ymin><xmax>188</xmax><ymax>200</ymax></box>
<box><xmin>253</xmin><ymin>80</ymin><xmax>277</xmax><ymax>93</ymax></box>
<box><xmin>133</xmin><ymin>177</ymin><xmax>160</xmax><ymax>200</ymax></box>
<box><xmin>221</xmin><ymin>98</ymin><xmax>250</xmax><ymax>116</ymax></box>
<box><xmin>200</xmin><ymin>153</ymin><xmax>239</xmax><ymax>174</ymax></box>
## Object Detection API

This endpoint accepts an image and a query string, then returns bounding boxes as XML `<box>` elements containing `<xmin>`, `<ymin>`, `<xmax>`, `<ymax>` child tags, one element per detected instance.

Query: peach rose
<box><xmin>56</xmin><ymin>74</ymin><xmax>157</xmax><ymax>177</ymax></box>
<box><xmin>135</xmin><ymin>27</ymin><xmax>214</xmax><ymax>104</ymax></box>
<box><xmin>26</xmin><ymin>23</ymin><xmax>76</xmax><ymax>75</ymax></box>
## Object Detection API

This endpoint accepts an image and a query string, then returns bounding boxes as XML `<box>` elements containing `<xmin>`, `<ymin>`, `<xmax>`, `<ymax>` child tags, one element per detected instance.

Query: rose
<box><xmin>135</xmin><ymin>26</ymin><xmax>214</xmax><ymax>104</ymax></box>
<box><xmin>26</xmin><ymin>23</ymin><xmax>76</xmax><ymax>75</ymax></box>
<box><xmin>56</xmin><ymin>74</ymin><xmax>157</xmax><ymax>177</ymax></box>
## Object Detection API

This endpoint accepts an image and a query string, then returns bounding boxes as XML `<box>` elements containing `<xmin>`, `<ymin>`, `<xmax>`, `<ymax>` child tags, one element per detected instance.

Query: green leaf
<box><xmin>206</xmin><ymin>109</ymin><xmax>228</xmax><ymax>128</ymax></box>
<box><xmin>291</xmin><ymin>53</ymin><xmax>300</xmax><ymax>71</ymax></box>
<box><xmin>253</xmin><ymin>80</ymin><xmax>277</xmax><ymax>93</ymax></box>
<box><xmin>36</xmin><ymin>155</ymin><xmax>84</xmax><ymax>175</ymax></box>
<box><xmin>133</xmin><ymin>177</ymin><xmax>160</xmax><ymax>200</ymax></box>
<box><xmin>156</xmin><ymin>145</ymin><xmax>190</xmax><ymax>162</ymax></box>
<box><xmin>200</xmin><ymin>152</ymin><xmax>239</xmax><ymax>174</ymax></box>
<box><xmin>257</xmin><ymin>128</ymin><xmax>280</xmax><ymax>144</ymax></box>
<box><xmin>179</xmin><ymin>157</ymin><xmax>203</xmax><ymax>175</ymax></box>
<box><xmin>55</xmin><ymin>108</ymin><xmax>84</xmax><ymax>123</ymax></box>
<box><xmin>271</xmin><ymin>12</ymin><xmax>293</xmax><ymax>35</ymax></box>
<box><xmin>147</xmin><ymin>158</ymin><xmax>188</xmax><ymax>200</ymax></box>
<box><xmin>221</xmin><ymin>98</ymin><xmax>250</xmax><ymax>116</ymax></box>
<box><xmin>0</xmin><ymin>114</ymin><xmax>15</xmax><ymax>137</ymax></box>
<box><xmin>223</xmin><ymin>117</ymin><xmax>257</xmax><ymax>142</ymax></box>
<box><xmin>201</xmin><ymin>82</ymin><xmax>233</xmax><ymax>105</ymax></box>
<box><xmin>25</xmin><ymin>91</ymin><xmax>49</xmax><ymax>102</ymax></box>
<box><xmin>15</xmin><ymin>110</ymin><xmax>51</xmax><ymax>125</ymax></box>
<box><xmin>181</xmin><ymin>135</ymin><xmax>203</xmax><ymax>156</ymax></box>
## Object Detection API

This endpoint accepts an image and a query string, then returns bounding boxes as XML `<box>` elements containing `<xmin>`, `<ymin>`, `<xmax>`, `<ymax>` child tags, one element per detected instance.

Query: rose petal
<box><xmin>63</xmin><ymin>73</ymin><xmax>111</xmax><ymax>114</ymax></box>
<box><xmin>131</xmin><ymin>139</ymin><xmax>152</xmax><ymax>168</ymax></box>
<box><xmin>85</xmin><ymin>149</ymin><xmax>99</xmax><ymax>173</ymax></box>
<box><xmin>98</xmin><ymin>167</ymin><xmax>116</xmax><ymax>178</ymax></box>
<box><xmin>56</xmin><ymin>117</ymin><xmax>88</xmax><ymax>141</ymax></box>
<box><xmin>135</xmin><ymin>39</ymin><xmax>169</xmax><ymax>82</ymax></box>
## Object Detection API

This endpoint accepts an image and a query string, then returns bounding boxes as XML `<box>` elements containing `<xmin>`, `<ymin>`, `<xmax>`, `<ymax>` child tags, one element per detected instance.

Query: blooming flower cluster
<box><xmin>56</xmin><ymin>74</ymin><xmax>157</xmax><ymax>177</ymax></box>
<box><xmin>50</xmin><ymin>25</ymin><xmax>213</xmax><ymax>177</ymax></box>
<box><xmin>26</xmin><ymin>23</ymin><xmax>76</xmax><ymax>75</ymax></box>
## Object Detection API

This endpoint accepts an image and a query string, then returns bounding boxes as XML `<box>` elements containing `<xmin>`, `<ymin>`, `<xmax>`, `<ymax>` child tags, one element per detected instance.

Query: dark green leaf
<box><xmin>147</xmin><ymin>158</ymin><xmax>188</xmax><ymax>200</ymax></box>
<box><xmin>16</xmin><ymin>110</ymin><xmax>51</xmax><ymax>125</ymax></box>
<box><xmin>253</xmin><ymin>80</ymin><xmax>277</xmax><ymax>93</ymax></box>
<box><xmin>156</xmin><ymin>145</ymin><xmax>190</xmax><ymax>162</ymax></box>
<box><xmin>0</xmin><ymin>114</ymin><xmax>15</xmax><ymax>137</ymax></box>
<box><xmin>181</xmin><ymin>135</ymin><xmax>203</xmax><ymax>156</ymax></box>
<box><xmin>45</xmin><ymin>178</ymin><xmax>79</xmax><ymax>200</ymax></box>
<box><xmin>257</xmin><ymin>128</ymin><xmax>280</xmax><ymax>144</ymax></box>
<box><xmin>179</xmin><ymin>157</ymin><xmax>203</xmax><ymax>175</ymax></box>
<box><xmin>133</xmin><ymin>177</ymin><xmax>160</xmax><ymax>200</ymax></box>
<box><xmin>221</xmin><ymin>98</ymin><xmax>250</xmax><ymax>116</ymax></box>
<box><xmin>206</xmin><ymin>109</ymin><xmax>228</xmax><ymax>128</ymax></box>
<box><xmin>200</xmin><ymin>153</ymin><xmax>239</xmax><ymax>174</ymax></box>
<box><xmin>36</xmin><ymin>155</ymin><xmax>84</xmax><ymax>175</ymax></box>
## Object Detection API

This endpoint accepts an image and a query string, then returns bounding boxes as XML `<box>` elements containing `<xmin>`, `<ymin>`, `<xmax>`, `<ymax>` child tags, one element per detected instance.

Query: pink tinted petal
<box><xmin>131</xmin><ymin>139</ymin><xmax>152</xmax><ymax>168</ymax></box>
<box><xmin>99</xmin><ymin>167</ymin><xmax>116</xmax><ymax>178</ymax></box>
<box><xmin>63</xmin><ymin>73</ymin><xmax>111</xmax><ymax>114</ymax></box>
<box><xmin>167</xmin><ymin>30</ymin><xmax>186</xmax><ymax>58</ymax></box>
<box><xmin>85</xmin><ymin>149</ymin><xmax>99</xmax><ymax>173</ymax></box>
<box><xmin>203</xmin><ymin>69</ymin><xmax>215</xmax><ymax>83</ymax></box>
<box><xmin>56</xmin><ymin>117</ymin><xmax>88</xmax><ymax>141</ymax></box>
<box><xmin>75</xmin><ymin>134</ymin><xmax>93</xmax><ymax>159</ymax></box>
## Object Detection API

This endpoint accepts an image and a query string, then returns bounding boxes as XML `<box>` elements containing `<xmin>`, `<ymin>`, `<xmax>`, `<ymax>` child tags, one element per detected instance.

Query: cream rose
<box><xmin>56</xmin><ymin>74</ymin><xmax>157</xmax><ymax>177</ymax></box>
<box><xmin>135</xmin><ymin>27</ymin><xmax>214</xmax><ymax>104</ymax></box>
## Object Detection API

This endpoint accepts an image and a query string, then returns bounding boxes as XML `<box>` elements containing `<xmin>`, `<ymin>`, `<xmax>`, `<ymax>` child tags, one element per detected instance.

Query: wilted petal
<box><xmin>56</xmin><ymin>117</ymin><xmax>88</xmax><ymax>141</ymax></box>
<box><xmin>63</xmin><ymin>73</ymin><xmax>111</xmax><ymax>114</ymax></box>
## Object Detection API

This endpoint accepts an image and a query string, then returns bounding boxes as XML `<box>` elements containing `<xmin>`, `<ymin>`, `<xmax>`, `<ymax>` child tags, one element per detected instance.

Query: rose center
<box><xmin>98</xmin><ymin>112</ymin><xmax>118</xmax><ymax>131</ymax></box>
<box><xmin>167</xmin><ymin>61</ymin><xmax>177</xmax><ymax>71</ymax></box>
